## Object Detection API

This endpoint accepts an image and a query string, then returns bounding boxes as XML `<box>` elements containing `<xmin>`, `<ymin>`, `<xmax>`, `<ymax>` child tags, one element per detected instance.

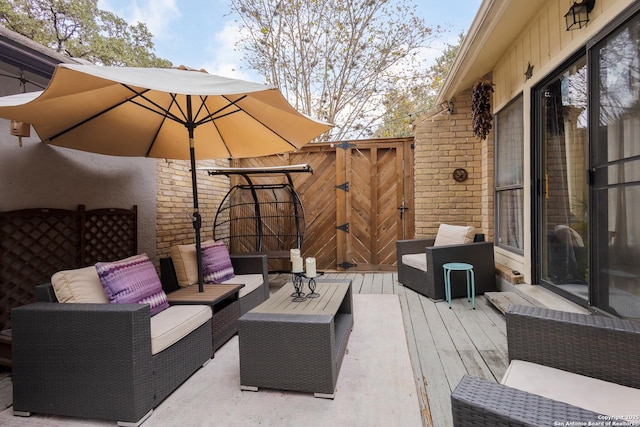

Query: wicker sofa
<box><xmin>396</xmin><ymin>224</ymin><xmax>496</xmax><ymax>300</ymax></box>
<box><xmin>160</xmin><ymin>245</ymin><xmax>269</xmax><ymax>316</ymax></box>
<box><xmin>12</xmin><ymin>282</ymin><xmax>212</xmax><ymax>426</ymax></box>
<box><xmin>451</xmin><ymin>304</ymin><xmax>640</xmax><ymax>426</ymax></box>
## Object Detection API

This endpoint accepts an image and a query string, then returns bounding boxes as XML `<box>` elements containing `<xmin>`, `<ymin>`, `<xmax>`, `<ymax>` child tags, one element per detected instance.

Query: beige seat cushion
<box><xmin>220</xmin><ymin>274</ymin><xmax>264</xmax><ymax>298</ymax></box>
<box><xmin>502</xmin><ymin>360</ymin><xmax>640</xmax><ymax>424</ymax></box>
<box><xmin>51</xmin><ymin>266</ymin><xmax>109</xmax><ymax>303</ymax></box>
<box><xmin>402</xmin><ymin>253</ymin><xmax>427</xmax><ymax>272</ymax></box>
<box><xmin>170</xmin><ymin>240</ymin><xmax>217</xmax><ymax>287</ymax></box>
<box><xmin>150</xmin><ymin>305</ymin><xmax>212</xmax><ymax>355</ymax></box>
<box><xmin>433</xmin><ymin>224</ymin><xmax>476</xmax><ymax>247</ymax></box>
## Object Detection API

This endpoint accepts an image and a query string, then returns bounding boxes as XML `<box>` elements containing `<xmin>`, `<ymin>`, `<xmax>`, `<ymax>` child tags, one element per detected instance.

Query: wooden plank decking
<box><xmin>0</xmin><ymin>272</ymin><xmax>507</xmax><ymax>427</ymax></box>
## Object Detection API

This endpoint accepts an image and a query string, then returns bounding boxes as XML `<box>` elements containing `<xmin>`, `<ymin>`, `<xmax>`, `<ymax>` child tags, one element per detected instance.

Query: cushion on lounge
<box><xmin>150</xmin><ymin>305</ymin><xmax>212</xmax><ymax>355</ymax></box>
<box><xmin>433</xmin><ymin>224</ymin><xmax>476</xmax><ymax>247</ymax></box>
<box><xmin>202</xmin><ymin>241</ymin><xmax>235</xmax><ymax>283</ymax></box>
<box><xmin>402</xmin><ymin>253</ymin><xmax>427</xmax><ymax>272</ymax></box>
<box><xmin>51</xmin><ymin>266</ymin><xmax>109</xmax><ymax>304</ymax></box>
<box><xmin>95</xmin><ymin>254</ymin><xmax>169</xmax><ymax>316</ymax></box>
<box><xmin>502</xmin><ymin>360</ymin><xmax>640</xmax><ymax>425</ymax></box>
<box><xmin>170</xmin><ymin>239</ymin><xmax>217</xmax><ymax>287</ymax></box>
<box><xmin>220</xmin><ymin>274</ymin><xmax>264</xmax><ymax>298</ymax></box>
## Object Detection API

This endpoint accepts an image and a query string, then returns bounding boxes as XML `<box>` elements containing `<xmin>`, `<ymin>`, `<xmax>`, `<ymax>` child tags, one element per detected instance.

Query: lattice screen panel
<box><xmin>0</xmin><ymin>205</ymin><xmax>137</xmax><ymax>330</ymax></box>
<box><xmin>82</xmin><ymin>207</ymin><xmax>138</xmax><ymax>266</ymax></box>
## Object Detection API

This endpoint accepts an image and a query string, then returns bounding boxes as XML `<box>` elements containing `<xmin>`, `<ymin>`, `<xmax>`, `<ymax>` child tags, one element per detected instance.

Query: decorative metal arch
<box><xmin>200</xmin><ymin>164</ymin><xmax>312</xmax><ymax>258</ymax></box>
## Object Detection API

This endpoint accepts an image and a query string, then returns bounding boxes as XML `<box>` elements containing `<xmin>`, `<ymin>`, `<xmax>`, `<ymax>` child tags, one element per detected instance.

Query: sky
<box><xmin>98</xmin><ymin>0</ymin><xmax>482</xmax><ymax>82</ymax></box>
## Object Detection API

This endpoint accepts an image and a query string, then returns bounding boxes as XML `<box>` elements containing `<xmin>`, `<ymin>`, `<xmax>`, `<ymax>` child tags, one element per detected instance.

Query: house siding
<box><xmin>413</xmin><ymin>0</ymin><xmax>635</xmax><ymax>283</ymax></box>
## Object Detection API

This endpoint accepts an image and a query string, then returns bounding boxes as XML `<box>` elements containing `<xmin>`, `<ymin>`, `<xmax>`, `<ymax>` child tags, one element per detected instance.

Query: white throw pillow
<box><xmin>51</xmin><ymin>266</ymin><xmax>109</xmax><ymax>303</ymax></box>
<box><xmin>433</xmin><ymin>224</ymin><xmax>476</xmax><ymax>247</ymax></box>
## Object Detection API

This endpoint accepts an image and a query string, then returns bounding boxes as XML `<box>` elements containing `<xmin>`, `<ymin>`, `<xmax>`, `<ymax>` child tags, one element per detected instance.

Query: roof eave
<box><xmin>0</xmin><ymin>25</ymin><xmax>82</xmax><ymax>79</ymax></box>
<box><xmin>437</xmin><ymin>0</ymin><xmax>546</xmax><ymax>104</ymax></box>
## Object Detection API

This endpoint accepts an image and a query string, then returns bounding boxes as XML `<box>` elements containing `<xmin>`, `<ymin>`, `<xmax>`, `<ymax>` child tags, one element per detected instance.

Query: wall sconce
<box><xmin>441</xmin><ymin>100</ymin><xmax>454</xmax><ymax>114</ymax></box>
<box><xmin>564</xmin><ymin>0</ymin><xmax>595</xmax><ymax>31</ymax></box>
<box><xmin>10</xmin><ymin>120</ymin><xmax>30</xmax><ymax>147</ymax></box>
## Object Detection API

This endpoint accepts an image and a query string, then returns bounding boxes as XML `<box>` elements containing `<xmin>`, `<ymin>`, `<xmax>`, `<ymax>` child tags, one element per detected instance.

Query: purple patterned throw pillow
<box><xmin>95</xmin><ymin>254</ymin><xmax>169</xmax><ymax>316</ymax></box>
<box><xmin>202</xmin><ymin>241</ymin><xmax>235</xmax><ymax>283</ymax></box>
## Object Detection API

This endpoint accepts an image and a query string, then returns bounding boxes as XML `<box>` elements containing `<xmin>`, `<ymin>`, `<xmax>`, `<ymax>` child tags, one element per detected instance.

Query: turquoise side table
<box><xmin>443</xmin><ymin>262</ymin><xmax>475</xmax><ymax>309</ymax></box>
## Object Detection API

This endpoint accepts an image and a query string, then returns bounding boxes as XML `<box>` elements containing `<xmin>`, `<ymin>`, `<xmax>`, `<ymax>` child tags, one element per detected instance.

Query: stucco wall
<box><xmin>0</xmin><ymin>68</ymin><xmax>234</xmax><ymax>267</ymax></box>
<box><xmin>0</xmin><ymin>120</ymin><xmax>158</xmax><ymax>259</ymax></box>
<box><xmin>0</xmin><ymin>121</ymin><xmax>236</xmax><ymax>265</ymax></box>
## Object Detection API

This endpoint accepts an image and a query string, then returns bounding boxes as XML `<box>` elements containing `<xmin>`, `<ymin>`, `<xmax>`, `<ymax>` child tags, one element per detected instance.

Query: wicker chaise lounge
<box><xmin>451</xmin><ymin>304</ymin><xmax>640</xmax><ymax>426</ymax></box>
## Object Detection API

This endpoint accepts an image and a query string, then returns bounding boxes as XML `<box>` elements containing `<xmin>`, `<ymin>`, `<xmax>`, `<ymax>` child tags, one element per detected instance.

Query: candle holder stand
<box><xmin>290</xmin><ymin>271</ymin><xmax>324</xmax><ymax>301</ymax></box>
<box><xmin>291</xmin><ymin>272</ymin><xmax>306</xmax><ymax>301</ymax></box>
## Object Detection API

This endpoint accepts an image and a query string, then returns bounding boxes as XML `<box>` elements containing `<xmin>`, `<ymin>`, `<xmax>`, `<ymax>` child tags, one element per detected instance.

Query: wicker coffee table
<box><xmin>238</xmin><ymin>279</ymin><xmax>353</xmax><ymax>398</ymax></box>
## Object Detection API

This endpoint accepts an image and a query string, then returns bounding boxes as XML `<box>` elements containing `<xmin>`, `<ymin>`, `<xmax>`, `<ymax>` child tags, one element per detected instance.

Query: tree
<box><xmin>0</xmin><ymin>0</ymin><xmax>171</xmax><ymax>67</ymax></box>
<box><xmin>229</xmin><ymin>0</ymin><xmax>439</xmax><ymax>141</ymax></box>
<box><xmin>375</xmin><ymin>33</ymin><xmax>464</xmax><ymax>137</ymax></box>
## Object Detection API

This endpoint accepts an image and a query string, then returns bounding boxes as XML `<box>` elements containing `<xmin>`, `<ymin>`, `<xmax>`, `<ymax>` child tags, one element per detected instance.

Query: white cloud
<box><xmin>200</xmin><ymin>20</ymin><xmax>261</xmax><ymax>82</ymax></box>
<box><xmin>99</xmin><ymin>0</ymin><xmax>182</xmax><ymax>55</ymax></box>
<box><xmin>100</xmin><ymin>0</ymin><xmax>180</xmax><ymax>37</ymax></box>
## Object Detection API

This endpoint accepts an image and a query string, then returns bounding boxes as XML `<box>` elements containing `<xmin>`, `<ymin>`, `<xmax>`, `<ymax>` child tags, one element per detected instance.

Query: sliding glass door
<box><xmin>590</xmin><ymin>12</ymin><xmax>640</xmax><ymax>318</ymax></box>
<box><xmin>535</xmin><ymin>56</ymin><xmax>590</xmax><ymax>304</ymax></box>
<box><xmin>534</xmin><ymin>7</ymin><xmax>640</xmax><ymax>318</ymax></box>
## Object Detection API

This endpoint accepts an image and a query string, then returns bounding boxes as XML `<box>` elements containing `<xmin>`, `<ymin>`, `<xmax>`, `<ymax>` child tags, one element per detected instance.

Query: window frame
<box><xmin>494</xmin><ymin>93</ymin><xmax>525</xmax><ymax>254</ymax></box>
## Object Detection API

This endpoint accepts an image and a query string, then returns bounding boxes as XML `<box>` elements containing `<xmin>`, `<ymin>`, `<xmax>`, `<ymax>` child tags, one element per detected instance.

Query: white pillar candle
<box><xmin>290</xmin><ymin>248</ymin><xmax>300</xmax><ymax>261</ymax></box>
<box><xmin>292</xmin><ymin>255</ymin><xmax>304</xmax><ymax>273</ymax></box>
<box><xmin>305</xmin><ymin>257</ymin><xmax>316</xmax><ymax>278</ymax></box>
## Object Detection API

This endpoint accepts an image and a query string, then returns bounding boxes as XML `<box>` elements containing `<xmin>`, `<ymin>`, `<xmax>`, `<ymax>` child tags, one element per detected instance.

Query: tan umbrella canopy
<box><xmin>0</xmin><ymin>64</ymin><xmax>332</xmax><ymax>291</ymax></box>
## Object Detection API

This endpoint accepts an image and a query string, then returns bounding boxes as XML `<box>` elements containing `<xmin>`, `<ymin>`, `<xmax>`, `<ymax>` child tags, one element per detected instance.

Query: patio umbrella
<box><xmin>0</xmin><ymin>64</ymin><xmax>332</xmax><ymax>291</ymax></box>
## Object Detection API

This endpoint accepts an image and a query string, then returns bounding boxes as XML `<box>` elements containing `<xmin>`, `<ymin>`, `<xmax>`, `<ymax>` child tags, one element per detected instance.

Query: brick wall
<box><xmin>156</xmin><ymin>158</ymin><xmax>230</xmax><ymax>259</ymax></box>
<box><xmin>412</xmin><ymin>86</ymin><xmax>494</xmax><ymax>241</ymax></box>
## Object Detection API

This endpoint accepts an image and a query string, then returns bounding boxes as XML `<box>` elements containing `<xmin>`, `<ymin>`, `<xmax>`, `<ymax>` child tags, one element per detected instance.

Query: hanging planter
<box><xmin>471</xmin><ymin>79</ymin><xmax>494</xmax><ymax>140</ymax></box>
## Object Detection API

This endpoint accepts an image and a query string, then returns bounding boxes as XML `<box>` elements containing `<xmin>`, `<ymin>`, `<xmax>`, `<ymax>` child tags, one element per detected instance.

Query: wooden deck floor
<box><xmin>271</xmin><ymin>272</ymin><xmax>508</xmax><ymax>427</ymax></box>
<box><xmin>0</xmin><ymin>272</ymin><xmax>507</xmax><ymax>427</ymax></box>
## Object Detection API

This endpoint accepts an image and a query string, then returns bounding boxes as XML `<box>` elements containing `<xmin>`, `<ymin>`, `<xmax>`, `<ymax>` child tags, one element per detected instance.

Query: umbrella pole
<box><xmin>187</xmin><ymin>96</ymin><xmax>204</xmax><ymax>293</ymax></box>
<box><xmin>190</xmin><ymin>137</ymin><xmax>204</xmax><ymax>293</ymax></box>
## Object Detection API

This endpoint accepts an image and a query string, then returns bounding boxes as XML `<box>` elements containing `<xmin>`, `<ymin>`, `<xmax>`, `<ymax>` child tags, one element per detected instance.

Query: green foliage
<box><xmin>230</xmin><ymin>0</ymin><xmax>440</xmax><ymax>141</ymax></box>
<box><xmin>0</xmin><ymin>0</ymin><xmax>171</xmax><ymax>67</ymax></box>
<box><xmin>375</xmin><ymin>33</ymin><xmax>464</xmax><ymax>138</ymax></box>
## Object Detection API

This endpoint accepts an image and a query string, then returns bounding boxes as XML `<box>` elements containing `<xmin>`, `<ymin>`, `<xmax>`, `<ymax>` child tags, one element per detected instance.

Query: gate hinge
<box><xmin>337</xmin><ymin>261</ymin><xmax>357</xmax><ymax>270</ymax></box>
<box><xmin>335</xmin><ymin>141</ymin><xmax>356</xmax><ymax>150</ymax></box>
<box><xmin>335</xmin><ymin>182</ymin><xmax>350</xmax><ymax>192</ymax></box>
<box><xmin>336</xmin><ymin>223</ymin><xmax>349</xmax><ymax>233</ymax></box>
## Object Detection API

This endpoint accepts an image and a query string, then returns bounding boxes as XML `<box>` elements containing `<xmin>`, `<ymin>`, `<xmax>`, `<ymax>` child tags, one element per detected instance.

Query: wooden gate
<box><xmin>233</xmin><ymin>137</ymin><xmax>414</xmax><ymax>271</ymax></box>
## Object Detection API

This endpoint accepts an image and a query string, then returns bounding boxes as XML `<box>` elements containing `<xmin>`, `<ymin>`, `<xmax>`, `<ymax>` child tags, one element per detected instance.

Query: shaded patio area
<box><xmin>298</xmin><ymin>272</ymin><xmax>509</xmax><ymax>427</ymax></box>
<box><xmin>0</xmin><ymin>272</ymin><xmax>571</xmax><ymax>426</ymax></box>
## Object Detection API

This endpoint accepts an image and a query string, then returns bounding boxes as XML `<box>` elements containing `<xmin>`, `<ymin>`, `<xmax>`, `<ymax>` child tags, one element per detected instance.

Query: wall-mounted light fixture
<box><xmin>441</xmin><ymin>100</ymin><xmax>454</xmax><ymax>114</ymax></box>
<box><xmin>564</xmin><ymin>0</ymin><xmax>595</xmax><ymax>31</ymax></box>
<box><xmin>10</xmin><ymin>120</ymin><xmax>30</xmax><ymax>147</ymax></box>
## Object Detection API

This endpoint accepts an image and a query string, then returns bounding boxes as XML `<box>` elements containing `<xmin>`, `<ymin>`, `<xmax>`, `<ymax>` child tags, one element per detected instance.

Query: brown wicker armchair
<box><xmin>451</xmin><ymin>304</ymin><xmax>640</xmax><ymax>426</ymax></box>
